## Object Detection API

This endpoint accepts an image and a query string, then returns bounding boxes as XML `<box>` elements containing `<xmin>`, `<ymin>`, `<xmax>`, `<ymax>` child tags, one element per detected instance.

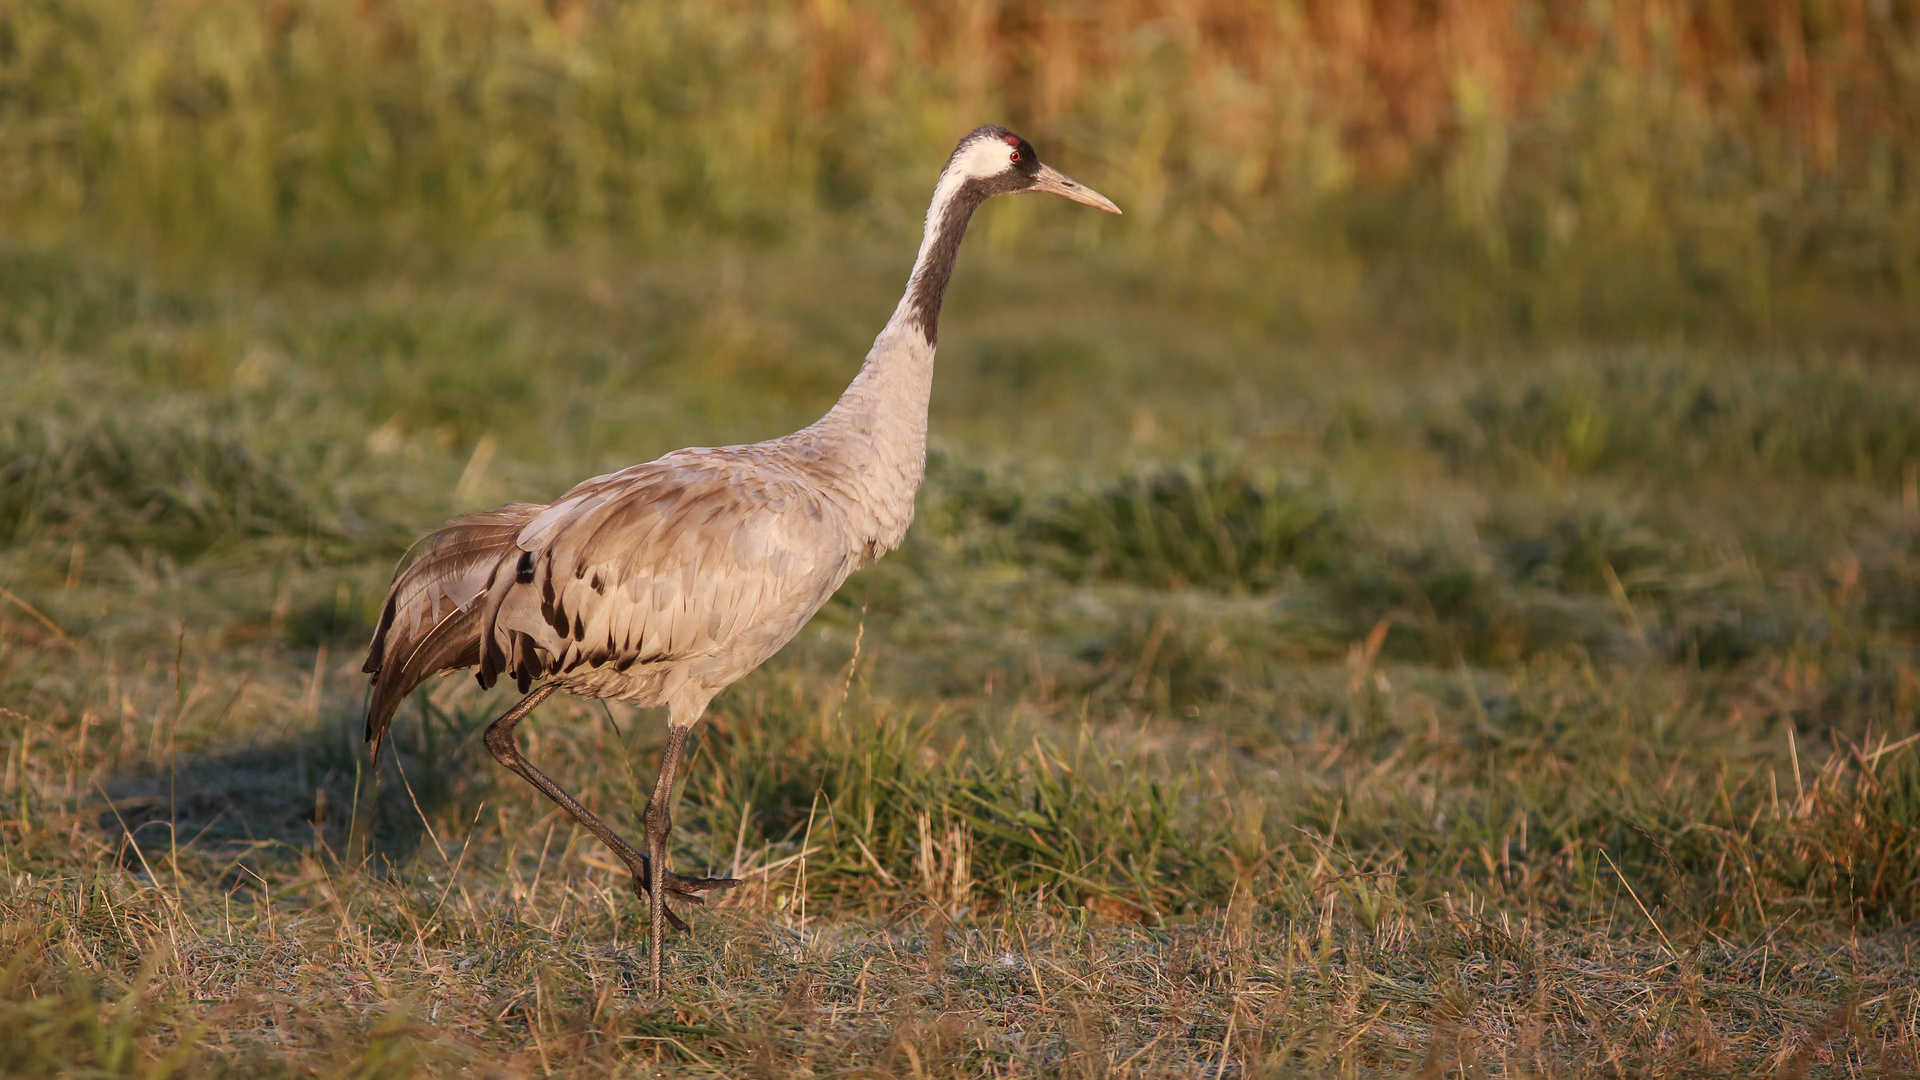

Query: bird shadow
<box><xmin>95</xmin><ymin>691</ymin><xmax>500</xmax><ymax>889</ymax></box>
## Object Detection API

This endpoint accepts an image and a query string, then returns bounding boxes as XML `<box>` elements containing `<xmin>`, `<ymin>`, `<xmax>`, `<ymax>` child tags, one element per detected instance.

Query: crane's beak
<box><xmin>1031</xmin><ymin>164</ymin><xmax>1122</xmax><ymax>214</ymax></box>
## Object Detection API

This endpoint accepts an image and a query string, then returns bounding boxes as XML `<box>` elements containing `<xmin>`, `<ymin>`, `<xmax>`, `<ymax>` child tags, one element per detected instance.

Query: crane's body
<box><xmin>363</xmin><ymin>296</ymin><xmax>936</xmax><ymax>739</ymax></box>
<box><xmin>362</xmin><ymin>126</ymin><xmax>1118</xmax><ymax>993</ymax></box>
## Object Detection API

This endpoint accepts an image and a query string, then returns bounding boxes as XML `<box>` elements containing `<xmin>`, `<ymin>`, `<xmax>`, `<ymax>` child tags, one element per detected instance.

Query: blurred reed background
<box><xmin>4</xmin><ymin>0</ymin><xmax>1917</xmax><ymax>342</ymax></box>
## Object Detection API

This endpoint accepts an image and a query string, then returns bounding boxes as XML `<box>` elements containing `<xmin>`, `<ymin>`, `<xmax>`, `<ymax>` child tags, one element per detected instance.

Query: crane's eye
<box><xmin>1009</xmin><ymin>150</ymin><xmax>1021</xmax><ymax>163</ymax></box>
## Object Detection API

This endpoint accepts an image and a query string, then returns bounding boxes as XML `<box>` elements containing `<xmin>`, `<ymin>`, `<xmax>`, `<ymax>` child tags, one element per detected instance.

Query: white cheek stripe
<box><xmin>950</xmin><ymin>137</ymin><xmax>1014</xmax><ymax>181</ymax></box>
<box><xmin>921</xmin><ymin>137</ymin><xmax>1011</xmax><ymax>232</ymax></box>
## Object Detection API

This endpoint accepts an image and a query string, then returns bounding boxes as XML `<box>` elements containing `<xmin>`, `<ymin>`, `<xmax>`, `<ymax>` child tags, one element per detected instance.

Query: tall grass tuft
<box><xmin>1423</xmin><ymin>355</ymin><xmax>1920</xmax><ymax>484</ymax></box>
<box><xmin>691</xmin><ymin>683</ymin><xmax>1238</xmax><ymax>921</ymax></box>
<box><xmin>1023</xmin><ymin>457</ymin><xmax>1339</xmax><ymax>592</ymax></box>
<box><xmin>0</xmin><ymin>415</ymin><xmax>346</xmax><ymax>560</ymax></box>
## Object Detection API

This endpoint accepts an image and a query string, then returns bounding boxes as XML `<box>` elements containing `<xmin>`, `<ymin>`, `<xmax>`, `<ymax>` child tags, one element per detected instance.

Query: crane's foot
<box><xmin>628</xmin><ymin>858</ymin><xmax>743</xmax><ymax>933</ymax></box>
<box><xmin>664</xmin><ymin>870</ymin><xmax>744</xmax><ymax>896</ymax></box>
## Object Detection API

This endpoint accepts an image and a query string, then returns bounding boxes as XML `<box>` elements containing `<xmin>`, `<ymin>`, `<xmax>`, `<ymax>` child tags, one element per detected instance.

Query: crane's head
<box><xmin>942</xmin><ymin>125</ymin><xmax>1121</xmax><ymax>214</ymax></box>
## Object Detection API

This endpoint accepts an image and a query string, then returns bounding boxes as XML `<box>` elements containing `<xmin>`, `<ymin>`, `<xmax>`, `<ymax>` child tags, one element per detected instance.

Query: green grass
<box><xmin>1</xmin><ymin>232</ymin><xmax>1917</xmax><ymax>1076</ymax></box>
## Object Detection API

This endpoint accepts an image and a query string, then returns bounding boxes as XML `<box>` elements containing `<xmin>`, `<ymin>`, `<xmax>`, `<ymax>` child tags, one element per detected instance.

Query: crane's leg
<box><xmin>481</xmin><ymin>685</ymin><xmax>736</xmax><ymax>937</ymax></box>
<box><xmin>644</xmin><ymin>722</ymin><xmax>694</xmax><ymax>996</ymax></box>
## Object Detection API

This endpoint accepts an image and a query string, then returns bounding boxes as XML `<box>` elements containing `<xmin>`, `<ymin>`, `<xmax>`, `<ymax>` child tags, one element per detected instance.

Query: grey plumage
<box><xmin>365</xmin><ymin>450</ymin><xmax>867</xmax><ymax>746</ymax></box>
<box><xmin>361</xmin><ymin>124</ymin><xmax>1118</xmax><ymax>994</ymax></box>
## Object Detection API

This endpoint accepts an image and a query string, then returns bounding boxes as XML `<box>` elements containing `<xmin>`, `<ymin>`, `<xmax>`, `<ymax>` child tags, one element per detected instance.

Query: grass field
<box><xmin>4</xmin><ymin>1</ymin><xmax>1920</xmax><ymax>1077</ymax></box>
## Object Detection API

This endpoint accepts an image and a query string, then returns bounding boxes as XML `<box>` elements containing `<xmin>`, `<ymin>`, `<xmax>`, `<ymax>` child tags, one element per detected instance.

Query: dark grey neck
<box><xmin>904</xmin><ymin>178</ymin><xmax>993</xmax><ymax>346</ymax></box>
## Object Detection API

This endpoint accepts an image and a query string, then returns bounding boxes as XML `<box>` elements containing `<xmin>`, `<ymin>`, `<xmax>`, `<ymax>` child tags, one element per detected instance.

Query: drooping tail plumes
<box><xmin>361</xmin><ymin>502</ymin><xmax>540</xmax><ymax>758</ymax></box>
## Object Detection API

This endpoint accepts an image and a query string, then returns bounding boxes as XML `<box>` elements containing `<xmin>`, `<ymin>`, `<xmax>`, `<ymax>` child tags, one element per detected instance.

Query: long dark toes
<box><xmin>627</xmin><ymin>876</ymin><xmax>693</xmax><ymax>932</ymax></box>
<box><xmin>666</xmin><ymin>874</ymin><xmax>743</xmax><ymax>894</ymax></box>
<box><xmin>657</xmin><ymin>895</ymin><xmax>691</xmax><ymax>934</ymax></box>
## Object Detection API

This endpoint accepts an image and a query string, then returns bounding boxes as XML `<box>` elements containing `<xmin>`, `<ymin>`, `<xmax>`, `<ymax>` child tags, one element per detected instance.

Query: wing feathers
<box><xmin>365</xmin><ymin>453</ymin><xmax>865</xmax><ymax>759</ymax></box>
<box><xmin>362</xmin><ymin>503</ymin><xmax>540</xmax><ymax>758</ymax></box>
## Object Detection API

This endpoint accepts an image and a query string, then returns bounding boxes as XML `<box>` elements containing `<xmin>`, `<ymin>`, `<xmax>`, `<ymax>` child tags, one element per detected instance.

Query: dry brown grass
<box><xmin>3</xmin><ymin>236</ymin><xmax>1920</xmax><ymax>1071</ymax></box>
<box><xmin>3</xmin><ymin>237</ymin><xmax>1920</xmax><ymax>1070</ymax></box>
<box><xmin>7</xmin><ymin>847</ymin><xmax>1918</xmax><ymax>1078</ymax></box>
<box><xmin>4</xmin><ymin>515</ymin><xmax>1919</xmax><ymax>1075</ymax></box>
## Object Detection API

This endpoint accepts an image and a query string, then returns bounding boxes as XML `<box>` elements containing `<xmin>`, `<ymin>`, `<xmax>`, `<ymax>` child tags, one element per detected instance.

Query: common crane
<box><xmin>361</xmin><ymin>126</ymin><xmax>1119</xmax><ymax>993</ymax></box>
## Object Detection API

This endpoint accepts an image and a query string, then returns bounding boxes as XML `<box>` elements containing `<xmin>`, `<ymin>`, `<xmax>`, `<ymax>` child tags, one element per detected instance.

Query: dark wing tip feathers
<box><xmin>362</xmin><ymin>503</ymin><xmax>542</xmax><ymax>759</ymax></box>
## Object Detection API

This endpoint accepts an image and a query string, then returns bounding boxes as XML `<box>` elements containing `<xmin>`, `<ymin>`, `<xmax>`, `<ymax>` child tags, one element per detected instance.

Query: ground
<box><xmin>2</xmin><ymin>239</ymin><xmax>1918</xmax><ymax>1076</ymax></box>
